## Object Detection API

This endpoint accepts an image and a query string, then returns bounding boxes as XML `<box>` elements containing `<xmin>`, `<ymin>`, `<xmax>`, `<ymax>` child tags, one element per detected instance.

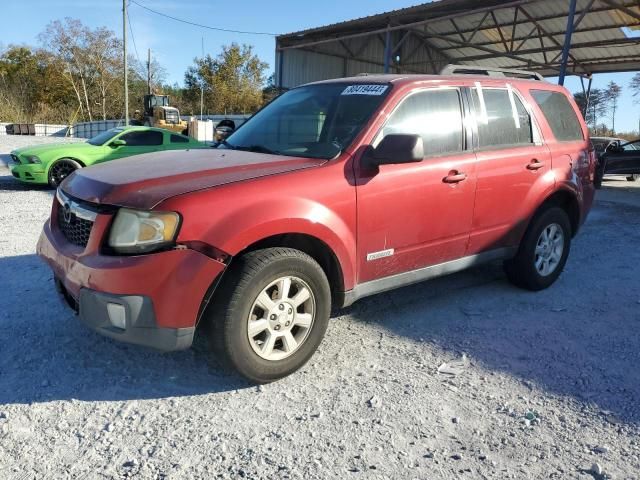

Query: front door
<box><xmin>604</xmin><ymin>140</ymin><xmax>640</xmax><ymax>176</ymax></box>
<box><xmin>355</xmin><ymin>87</ymin><xmax>477</xmax><ymax>284</ymax></box>
<box><xmin>101</xmin><ymin>129</ymin><xmax>165</xmax><ymax>163</ymax></box>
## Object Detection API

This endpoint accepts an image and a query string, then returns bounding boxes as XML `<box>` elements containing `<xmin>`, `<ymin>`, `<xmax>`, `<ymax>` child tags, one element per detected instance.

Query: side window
<box><xmin>531</xmin><ymin>90</ymin><xmax>584</xmax><ymax>142</ymax></box>
<box><xmin>120</xmin><ymin>130</ymin><xmax>163</xmax><ymax>146</ymax></box>
<box><xmin>170</xmin><ymin>134</ymin><xmax>189</xmax><ymax>143</ymax></box>
<box><xmin>472</xmin><ymin>88</ymin><xmax>533</xmax><ymax>148</ymax></box>
<box><xmin>382</xmin><ymin>89</ymin><xmax>464</xmax><ymax>157</ymax></box>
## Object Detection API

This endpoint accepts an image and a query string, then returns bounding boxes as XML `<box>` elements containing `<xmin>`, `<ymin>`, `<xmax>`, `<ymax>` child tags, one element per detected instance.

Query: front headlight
<box><xmin>108</xmin><ymin>208</ymin><xmax>180</xmax><ymax>254</ymax></box>
<box><xmin>26</xmin><ymin>155</ymin><xmax>41</xmax><ymax>164</ymax></box>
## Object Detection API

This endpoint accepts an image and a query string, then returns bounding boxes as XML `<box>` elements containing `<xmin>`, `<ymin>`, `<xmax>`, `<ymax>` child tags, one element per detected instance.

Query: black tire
<box><xmin>47</xmin><ymin>158</ymin><xmax>81</xmax><ymax>188</ymax></box>
<box><xmin>205</xmin><ymin>247</ymin><xmax>331</xmax><ymax>383</ymax></box>
<box><xmin>626</xmin><ymin>174</ymin><xmax>639</xmax><ymax>182</ymax></box>
<box><xmin>594</xmin><ymin>159</ymin><xmax>605</xmax><ymax>189</ymax></box>
<box><xmin>504</xmin><ymin>207</ymin><xmax>571</xmax><ymax>291</ymax></box>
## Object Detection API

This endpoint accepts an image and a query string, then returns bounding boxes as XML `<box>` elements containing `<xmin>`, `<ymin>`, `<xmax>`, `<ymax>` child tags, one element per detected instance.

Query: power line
<box><xmin>129</xmin><ymin>0</ymin><xmax>278</xmax><ymax>36</ymax></box>
<box><xmin>127</xmin><ymin>2</ymin><xmax>141</xmax><ymax>65</ymax></box>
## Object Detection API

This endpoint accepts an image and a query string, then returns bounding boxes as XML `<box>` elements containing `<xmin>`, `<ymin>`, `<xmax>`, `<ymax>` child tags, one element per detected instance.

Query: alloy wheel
<box><xmin>49</xmin><ymin>161</ymin><xmax>78</xmax><ymax>187</ymax></box>
<box><xmin>534</xmin><ymin>223</ymin><xmax>564</xmax><ymax>276</ymax></box>
<box><xmin>246</xmin><ymin>276</ymin><xmax>315</xmax><ymax>361</ymax></box>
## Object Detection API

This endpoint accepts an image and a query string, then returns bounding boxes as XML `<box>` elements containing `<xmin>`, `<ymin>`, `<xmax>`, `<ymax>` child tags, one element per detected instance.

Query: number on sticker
<box><xmin>341</xmin><ymin>85</ymin><xmax>388</xmax><ymax>96</ymax></box>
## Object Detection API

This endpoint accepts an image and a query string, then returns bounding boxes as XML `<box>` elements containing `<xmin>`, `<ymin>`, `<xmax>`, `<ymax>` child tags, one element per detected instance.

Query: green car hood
<box><xmin>13</xmin><ymin>142</ymin><xmax>95</xmax><ymax>160</ymax></box>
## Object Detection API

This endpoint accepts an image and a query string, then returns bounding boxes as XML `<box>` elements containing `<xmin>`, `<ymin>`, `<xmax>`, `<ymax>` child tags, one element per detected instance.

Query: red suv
<box><xmin>38</xmin><ymin>67</ymin><xmax>595</xmax><ymax>382</ymax></box>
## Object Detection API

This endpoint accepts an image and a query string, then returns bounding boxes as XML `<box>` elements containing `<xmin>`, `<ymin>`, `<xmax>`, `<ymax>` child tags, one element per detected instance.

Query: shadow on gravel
<box><xmin>342</xmin><ymin>200</ymin><xmax>640</xmax><ymax>426</ymax></box>
<box><xmin>0</xmin><ymin>254</ymin><xmax>250</xmax><ymax>405</ymax></box>
<box><xmin>1</xmin><ymin>201</ymin><xmax>639</xmax><ymax>424</ymax></box>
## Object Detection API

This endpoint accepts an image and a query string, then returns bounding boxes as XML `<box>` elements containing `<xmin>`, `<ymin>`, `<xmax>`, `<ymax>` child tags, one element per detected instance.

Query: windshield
<box><xmin>87</xmin><ymin>128</ymin><xmax>124</xmax><ymax>146</ymax></box>
<box><xmin>220</xmin><ymin>83</ymin><xmax>390</xmax><ymax>159</ymax></box>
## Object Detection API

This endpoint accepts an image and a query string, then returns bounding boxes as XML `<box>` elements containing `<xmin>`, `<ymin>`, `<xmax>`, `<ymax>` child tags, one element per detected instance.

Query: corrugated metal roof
<box><xmin>277</xmin><ymin>0</ymin><xmax>640</xmax><ymax>85</ymax></box>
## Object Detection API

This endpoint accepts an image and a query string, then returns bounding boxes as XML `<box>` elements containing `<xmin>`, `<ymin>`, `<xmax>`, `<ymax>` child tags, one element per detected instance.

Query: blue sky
<box><xmin>3</xmin><ymin>0</ymin><xmax>639</xmax><ymax>132</ymax></box>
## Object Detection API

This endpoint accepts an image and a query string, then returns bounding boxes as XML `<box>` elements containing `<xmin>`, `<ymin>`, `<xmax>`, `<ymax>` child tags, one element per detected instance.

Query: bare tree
<box><xmin>605</xmin><ymin>81</ymin><xmax>622</xmax><ymax>134</ymax></box>
<box><xmin>88</xmin><ymin>27</ymin><xmax>123</xmax><ymax>120</ymax></box>
<box><xmin>630</xmin><ymin>73</ymin><xmax>640</xmax><ymax>103</ymax></box>
<box><xmin>39</xmin><ymin>18</ymin><xmax>125</xmax><ymax>122</ymax></box>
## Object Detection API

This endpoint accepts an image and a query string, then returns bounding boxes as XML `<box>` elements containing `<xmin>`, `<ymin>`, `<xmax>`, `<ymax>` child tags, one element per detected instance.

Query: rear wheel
<box><xmin>206</xmin><ymin>247</ymin><xmax>331</xmax><ymax>383</ymax></box>
<box><xmin>47</xmin><ymin>159</ymin><xmax>81</xmax><ymax>188</ymax></box>
<box><xmin>504</xmin><ymin>207</ymin><xmax>571</xmax><ymax>291</ymax></box>
<box><xmin>626</xmin><ymin>174</ymin><xmax>639</xmax><ymax>182</ymax></box>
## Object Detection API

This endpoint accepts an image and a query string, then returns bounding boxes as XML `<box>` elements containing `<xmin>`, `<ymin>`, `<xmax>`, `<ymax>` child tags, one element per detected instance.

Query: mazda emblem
<box><xmin>63</xmin><ymin>203</ymin><xmax>72</xmax><ymax>224</ymax></box>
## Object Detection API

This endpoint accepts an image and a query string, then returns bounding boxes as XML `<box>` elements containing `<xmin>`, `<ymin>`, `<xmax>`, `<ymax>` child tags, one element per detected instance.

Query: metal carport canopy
<box><xmin>275</xmin><ymin>0</ymin><xmax>640</xmax><ymax>87</ymax></box>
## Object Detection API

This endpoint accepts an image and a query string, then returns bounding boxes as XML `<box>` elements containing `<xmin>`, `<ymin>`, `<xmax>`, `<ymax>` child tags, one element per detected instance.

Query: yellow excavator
<box><xmin>133</xmin><ymin>94</ymin><xmax>189</xmax><ymax>135</ymax></box>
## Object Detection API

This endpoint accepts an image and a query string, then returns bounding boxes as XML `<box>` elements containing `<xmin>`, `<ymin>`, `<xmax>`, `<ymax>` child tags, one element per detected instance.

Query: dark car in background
<box><xmin>602</xmin><ymin>139</ymin><xmax>640</xmax><ymax>182</ymax></box>
<box><xmin>593</xmin><ymin>137</ymin><xmax>640</xmax><ymax>187</ymax></box>
<box><xmin>591</xmin><ymin>136</ymin><xmax>623</xmax><ymax>188</ymax></box>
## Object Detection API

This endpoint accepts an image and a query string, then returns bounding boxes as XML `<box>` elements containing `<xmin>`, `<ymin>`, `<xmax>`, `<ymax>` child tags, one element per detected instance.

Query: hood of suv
<box><xmin>61</xmin><ymin>148</ymin><xmax>327</xmax><ymax>209</ymax></box>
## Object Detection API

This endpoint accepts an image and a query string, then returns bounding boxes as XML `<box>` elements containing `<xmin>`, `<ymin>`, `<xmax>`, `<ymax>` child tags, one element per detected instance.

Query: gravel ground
<box><xmin>1</xmin><ymin>135</ymin><xmax>639</xmax><ymax>480</ymax></box>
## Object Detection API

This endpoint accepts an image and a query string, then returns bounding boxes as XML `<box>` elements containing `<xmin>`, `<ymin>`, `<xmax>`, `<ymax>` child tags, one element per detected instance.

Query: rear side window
<box><xmin>531</xmin><ymin>90</ymin><xmax>584</xmax><ymax>142</ymax></box>
<box><xmin>120</xmin><ymin>130</ymin><xmax>163</xmax><ymax>146</ymax></box>
<box><xmin>472</xmin><ymin>88</ymin><xmax>533</xmax><ymax>148</ymax></box>
<box><xmin>170</xmin><ymin>134</ymin><xmax>189</xmax><ymax>143</ymax></box>
<box><xmin>382</xmin><ymin>89</ymin><xmax>464</xmax><ymax>157</ymax></box>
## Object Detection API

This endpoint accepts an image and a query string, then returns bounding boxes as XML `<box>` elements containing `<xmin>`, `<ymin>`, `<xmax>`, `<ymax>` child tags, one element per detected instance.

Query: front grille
<box><xmin>165</xmin><ymin>110</ymin><xmax>179</xmax><ymax>124</ymax></box>
<box><xmin>57</xmin><ymin>206</ymin><xmax>94</xmax><ymax>247</ymax></box>
<box><xmin>10</xmin><ymin>154</ymin><xmax>20</xmax><ymax>164</ymax></box>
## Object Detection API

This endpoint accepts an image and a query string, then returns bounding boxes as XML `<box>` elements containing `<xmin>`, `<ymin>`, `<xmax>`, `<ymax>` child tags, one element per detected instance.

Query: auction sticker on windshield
<box><xmin>341</xmin><ymin>85</ymin><xmax>388</xmax><ymax>95</ymax></box>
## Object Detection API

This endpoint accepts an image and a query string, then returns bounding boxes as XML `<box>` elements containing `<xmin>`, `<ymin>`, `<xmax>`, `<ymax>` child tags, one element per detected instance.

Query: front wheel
<box><xmin>206</xmin><ymin>248</ymin><xmax>331</xmax><ymax>383</ymax></box>
<box><xmin>504</xmin><ymin>207</ymin><xmax>571</xmax><ymax>291</ymax></box>
<box><xmin>48</xmin><ymin>159</ymin><xmax>82</xmax><ymax>188</ymax></box>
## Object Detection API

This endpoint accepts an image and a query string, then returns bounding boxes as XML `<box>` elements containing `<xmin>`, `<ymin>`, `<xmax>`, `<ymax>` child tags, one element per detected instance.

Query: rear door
<box><xmin>603</xmin><ymin>140</ymin><xmax>640</xmax><ymax>175</ymax></box>
<box><xmin>467</xmin><ymin>84</ymin><xmax>552</xmax><ymax>254</ymax></box>
<box><xmin>355</xmin><ymin>86</ymin><xmax>477</xmax><ymax>283</ymax></box>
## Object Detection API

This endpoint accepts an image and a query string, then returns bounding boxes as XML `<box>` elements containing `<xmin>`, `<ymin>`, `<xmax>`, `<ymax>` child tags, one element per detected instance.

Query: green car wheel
<box><xmin>48</xmin><ymin>159</ymin><xmax>82</xmax><ymax>188</ymax></box>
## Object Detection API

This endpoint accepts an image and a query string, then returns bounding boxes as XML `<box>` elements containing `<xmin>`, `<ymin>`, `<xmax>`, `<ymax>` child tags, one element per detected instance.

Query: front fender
<box><xmin>214</xmin><ymin>198</ymin><xmax>356</xmax><ymax>289</ymax></box>
<box><xmin>162</xmin><ymin>189</ymin><xmax>357</xmax><ymax>290</ymax></box>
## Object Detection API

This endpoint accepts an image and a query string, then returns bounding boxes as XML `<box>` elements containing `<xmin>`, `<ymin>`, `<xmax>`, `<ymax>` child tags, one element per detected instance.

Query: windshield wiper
<box><xmin>235</xmin><ymin>145</ymin><xmax>280</xmax><ymax>155</ymax></box>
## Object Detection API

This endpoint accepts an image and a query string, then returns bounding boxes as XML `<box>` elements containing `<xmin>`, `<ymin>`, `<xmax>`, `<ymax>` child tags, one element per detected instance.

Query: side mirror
<box><xmin>110</xmin><ymin>139</ymin><xmax>126</xmax><ymax>147</ymax></box>
<box><xmin>363</xmin><ymin>134</ymin><xmax>424</xmax><ymax>168</ymax></box>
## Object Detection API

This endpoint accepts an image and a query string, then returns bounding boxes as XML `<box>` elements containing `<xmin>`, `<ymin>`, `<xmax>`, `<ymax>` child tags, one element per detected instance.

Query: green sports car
<box><xmin>10</xmin><ymin>126</ymin><xmax>206</xmax><ymax>187</ymax></box>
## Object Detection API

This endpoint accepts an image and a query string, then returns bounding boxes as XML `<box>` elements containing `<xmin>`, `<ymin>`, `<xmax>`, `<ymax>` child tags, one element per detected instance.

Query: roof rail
<box><xmin>440</xmin><ymin>64</ymin><xmax>545</xmax><ymax>81</ymax></box>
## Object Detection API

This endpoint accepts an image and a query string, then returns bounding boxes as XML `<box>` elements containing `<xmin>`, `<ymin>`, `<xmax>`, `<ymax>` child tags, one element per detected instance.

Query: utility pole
<box><xmin>147</xmin><ymin>48</ymin><xmax>151</xmax><ymax>95</ymax></box>
<box><xmin>123</xmin><ymin>0</ymin><xmax>129</xmax><ymax>125</ymax></box>
<box><xmin>200</xmin><ymin>37</ymin><xmax>204</xmax><ymax>120</ymax></box>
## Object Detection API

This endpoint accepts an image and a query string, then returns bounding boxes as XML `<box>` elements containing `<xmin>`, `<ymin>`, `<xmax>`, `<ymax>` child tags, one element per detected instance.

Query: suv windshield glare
<box><xmin>220</xmin><ymin>83</ymin><xmax>390</xmax><ymax>159</ymax></box>
<box><xmin>87</xmin><ymin>128</ymin><xmax>124</xmax><ymax>146</ymax></box>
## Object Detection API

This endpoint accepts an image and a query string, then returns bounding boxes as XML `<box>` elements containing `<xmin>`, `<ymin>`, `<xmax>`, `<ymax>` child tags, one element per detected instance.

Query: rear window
<box><xmin>531</xmin><ymin>90</ymin><xmax>584</xmax><ymax>142</ymax></box>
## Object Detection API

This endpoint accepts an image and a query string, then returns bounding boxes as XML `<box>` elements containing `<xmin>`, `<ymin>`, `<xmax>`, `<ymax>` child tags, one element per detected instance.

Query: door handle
<box><xmin>526</xmin><ymin>159</ymin><xmax>545</xmax><ymax>170</ymax></box>
<box><xmin>443</xmin><ymin>171</ymin><xmax>467</xmax><ymax>183</ymax></box>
